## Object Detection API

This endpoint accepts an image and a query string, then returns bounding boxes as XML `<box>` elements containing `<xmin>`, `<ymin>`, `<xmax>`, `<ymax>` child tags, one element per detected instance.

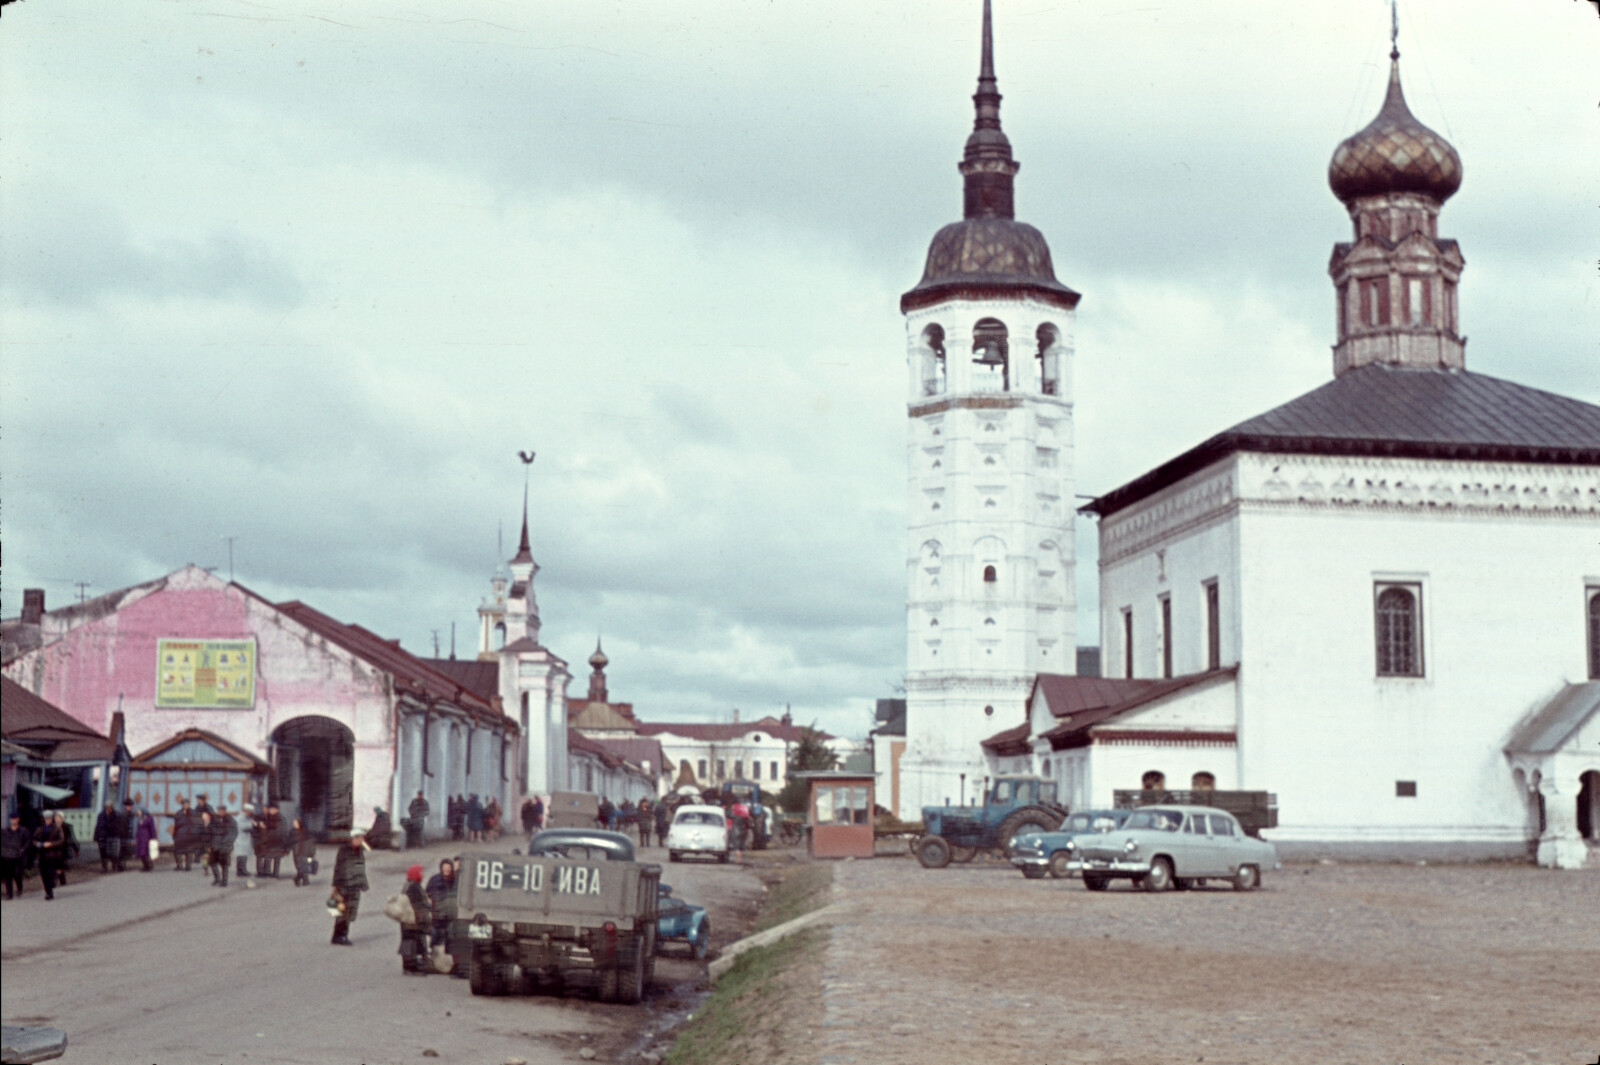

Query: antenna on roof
<box><xmin>74</xmin><ymin>581</ymin><xmax>91</xmax><ymax>603</ymax></box>
<box><xmin>450</xmin><ymin>622</ymin><xmax>457</xmax><ymax>660</ymax></box>
<box><xmin>222</xmin><ymin>535</ymin><xmax>238</xmax><ymax>582</ymax></box>
<box><xmin>432</xmin><ymin>630</ymin><xmax>441</xmax><ymax>657</ymax></box>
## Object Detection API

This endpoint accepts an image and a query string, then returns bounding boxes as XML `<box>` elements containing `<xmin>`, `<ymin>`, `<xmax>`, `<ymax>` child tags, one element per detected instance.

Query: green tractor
<box><xmin>914</xmin><ymin>776</ymin><xmax>1068</xmax><ymax>869</ymax></box>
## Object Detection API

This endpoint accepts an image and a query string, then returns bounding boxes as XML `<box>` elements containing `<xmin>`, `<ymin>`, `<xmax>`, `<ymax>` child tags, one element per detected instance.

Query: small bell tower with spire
<box><xmin>1327</xmin><ymin>4</ymin><xmax>1465</xmax><ymax>376</ymax></box>
<box><xmin>895</xmin><ymin>0</ymin><xmax>1080</xmax><ymax>818</ymax></box>
<box><xmin>504</xmin><ymin>451</ymin><xmax>542</xmax><ymax>646</ymax></box>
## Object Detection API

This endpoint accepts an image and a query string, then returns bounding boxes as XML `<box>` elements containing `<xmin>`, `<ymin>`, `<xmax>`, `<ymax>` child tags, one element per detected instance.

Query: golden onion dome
<box><xmin>1329</xmin><ymin>56</ymin><xmax>1462</xmax><ymax>205</ymax></box>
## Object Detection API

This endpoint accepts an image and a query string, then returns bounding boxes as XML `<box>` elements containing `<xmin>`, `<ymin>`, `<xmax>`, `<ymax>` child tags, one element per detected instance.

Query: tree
<box><xmin>779</xmin><ymin>725</ymin><xmax>839</xmax><ymax>814</ymax></box>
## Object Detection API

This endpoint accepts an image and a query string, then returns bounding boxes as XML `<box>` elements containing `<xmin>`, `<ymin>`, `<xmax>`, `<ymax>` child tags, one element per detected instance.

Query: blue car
<box><xmin>1009</xmin><ymin>809</ymin><xmax>1134</xmax><ymax>879</ymax></box>
<box><xmin>656</xmin><ymin>883</ymin><xmax>711</xmax><ymax>959</ymax></box>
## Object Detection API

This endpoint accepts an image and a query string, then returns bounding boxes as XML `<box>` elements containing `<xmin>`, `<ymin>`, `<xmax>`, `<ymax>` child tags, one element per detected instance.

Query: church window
<box><xmin>1375</xmin><ymin>583</ymin><xmax>1424</xmax><ymax>677</ymax></box>
<box><xmin>1192</xmin><ymin>771</ymin><xmax>1215</xmax><ymax>790</ymax></box>
<box><xmin>1360</xmin><ymin>278</ymin><xmax>1389</xmax><ymax>327</ymax></box>
<box><xmin>717</xmin><ymin>760</ymin><xmax>726</xmax><ymax>780</ymax></box>
<box><xmin>1204</xmin><ymin>580</ymin><xmax>1220</xmax><ymax>671</ymax></box>
<box><xmin>1141</xmin><ymin>770</ymin><xmax>1165</xmax><ymax>791</ymax></box>
<box><xmin>971</xmin><ymin>318</ymin><xmax>1010</xmax><ymax>392</ymax></box>
<box><xmin>520</xmin><ymin>692</ymin><xmax>530</xmax><ymax>733</ymax></box>
<box><xmin>1122</xmin><ymin>608</ymin><xmax>1134</xmax><ymax>678</ymax></box>
<box><xmin>494</xmin><ymin>621</ymin><xmax>506</xmax><ymax>649</ymax></box>
<box><xmin>770</xmin><ymin>761</ymin><xmax>779</xmax><ymax>780</ymax></box>
<box><xmin>1036</xmin><ymin>323</ymin><xmax>1062</xmax><ymax>395</ymax></box>
<box><xmin>922</xmin><ymin>324</ymin><xmax>947</xmax><ymax>396</ymax></box>
<box><xmin>984</xmin><ymin>565</ymin><xmax>997</xmax><ymax>583</ymax></box>
<box><xmin>752</xmin><ymin>761</ymin><xmax>761</xmax><ymax>780</ymax></box>
<box><xmin>1404</xmin><ymin>277</ymin><xmax>1431</xmax><ymax>326</ymax></box>
<box><xmin>1587</xmin><ymin>588</ymin><xmax>1600</xmax><ymax>680</ymax></box>
<box><xmin>734</xmin><ymin>760</ymin><xmax>743</xmax><ymax>779</ymax></box>
<box><xmin>697</xmin><ymin>759</ymin><xmax>707</xmax><ymax>780</ymax></box>
<box><xmin>1442</xmin><ymin>280</ymin><xmax>1457</xmax><ymax>331</ymax></box>
<box><xmin>1337</xmin><ymin>283</ymin><xmax>1349</xmax><ymax>337</ymax></box>
<box><xmin>1159</xmin><ymin>595</ymin><xmax>1173</xmax><ymax>679</ymax></box>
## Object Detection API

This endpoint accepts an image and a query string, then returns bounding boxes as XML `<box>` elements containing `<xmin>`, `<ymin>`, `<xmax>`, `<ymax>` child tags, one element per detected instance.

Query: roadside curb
<box><xmin>706</xmin><ymin>903</ymin><xmax>839</xmax><ymax>982</ymax></box>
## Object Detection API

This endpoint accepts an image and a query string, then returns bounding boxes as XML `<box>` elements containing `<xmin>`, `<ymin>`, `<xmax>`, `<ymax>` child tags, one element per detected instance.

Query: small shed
<box><xmin>127</xmin><ymin>729</ymin><xmax>271</xmax><ymax>845</ymax></box>
<box><xmin>796</xmin><ymin>770</ymin><xmax>876</xmax><ymax>859</ymax></box>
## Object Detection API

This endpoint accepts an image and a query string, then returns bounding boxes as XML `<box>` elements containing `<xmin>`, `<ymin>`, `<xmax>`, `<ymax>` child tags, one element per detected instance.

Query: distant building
<box><xmin>635</xmin><ymin>713</ymin><xmax>831</xmax><ymax>795</ymax></box>
<box><xmin>2</xmin><ymin>675</ymin><xmax>125</xmax><ymax>840</ymax></box>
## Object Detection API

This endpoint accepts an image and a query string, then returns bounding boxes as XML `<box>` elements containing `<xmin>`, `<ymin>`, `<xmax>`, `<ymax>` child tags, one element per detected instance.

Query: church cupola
<box><xmin>1327</xmin><ymin>17</ymin><xmax>1465</xmax><ymax>376</ymax></box>
<box><xmin>587</xmin><ymin>639</ymin><xmax>609</xmax><ymax>702</ymax></box>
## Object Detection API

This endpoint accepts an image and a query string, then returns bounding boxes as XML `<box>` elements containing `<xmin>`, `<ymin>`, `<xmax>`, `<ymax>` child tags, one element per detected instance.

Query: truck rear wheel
<box><xmin>616</xmin><ymin>935</ymin><xmax>647</xmax><ymax>1004</ymax></box>
<box><xmin>469</xmin><ymin>953</ymin><xmax>508</xmax><ymax>996</ymax></box>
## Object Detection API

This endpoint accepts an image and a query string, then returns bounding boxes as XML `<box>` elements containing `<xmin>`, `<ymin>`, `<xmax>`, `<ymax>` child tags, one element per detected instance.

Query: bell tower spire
<box><xmin>961</xmin><ymin>0</ymin><xmax>1018</xmax><ymax>221</ymax></box>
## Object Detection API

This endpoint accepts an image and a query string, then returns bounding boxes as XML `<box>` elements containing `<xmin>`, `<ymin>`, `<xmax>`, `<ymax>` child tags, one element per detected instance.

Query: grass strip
<box><xmin>662</xmin><ymin>926</ymin><xmax>827</xmax><ymax>1065</ymax></box>
<box><xmin>750</xmin><ymin>859</ymin><xmax>834</xmax><ymax>934</ymax></box>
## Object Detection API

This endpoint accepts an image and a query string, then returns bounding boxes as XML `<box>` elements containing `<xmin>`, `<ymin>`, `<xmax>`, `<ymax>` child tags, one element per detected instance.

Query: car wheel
<box><xmin>1047</xmin><ymin>852</ymin><xmax>1072</xmax><ymax>879</ymax></box>
<box><xmin>916</xmin><ymin>836</ymin><xmax>952</xmax><ymax>869</ymax></box>
<box><xmin>1020</xmin><ymin>866</ymin><xmax>1046</xmax><ymax>879</ymax></box>
<box><xmin>1140</xmin><ymin>857</ymin><xmax>1173</xmax><ymax>892</ymax></box>
<box><xmin>692</xmin><ymin>916</ymin><xmax>711</xmax><ymax>960</ymax></box>
<box><xmin>1233</xmin><ymin>864</ymin><xmax>1260</xmax><ymax>891</ymax></box>
<box><xmin>1083</xmin><ymin>874</ymin><xmax>1109</xmax><ymax>891</ymax></box>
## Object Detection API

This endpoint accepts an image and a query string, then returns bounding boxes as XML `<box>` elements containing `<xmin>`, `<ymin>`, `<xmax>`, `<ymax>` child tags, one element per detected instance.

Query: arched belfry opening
<box><xmin>972</xmin><ymin>318</ymin><xmax>1009</xmax><ymax>392</ymax></box>
<box><xmin>920</xmin><ymin>324</ymin><xmax>947</xmax><ymax>397</ymax></box>
<box><xmin>269</xmin><ymin>716</ymin><xmax>355</xmax><ymax>840</ymax></box>
<box><xmin>1036</xmin><ymin>322</ymin><xmax>1062</xmax><ymax>395</ymax></box>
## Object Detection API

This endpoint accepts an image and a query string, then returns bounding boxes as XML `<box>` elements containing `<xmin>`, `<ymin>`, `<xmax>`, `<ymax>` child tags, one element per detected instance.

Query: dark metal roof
<box><xmin>1085</xmin><ymin>365</ymin><xmax>1600</xmax><ymax>518</ymax></box>
<box><xmin>1</xmin><ymin>676</ymin><xmax>116</xmax><ymax>762</ymax></box>
<box><xmin>423</xmin><ymin>658</ymin><xmax>500</xmax><ymax>704</ymax></box>
<box><xmin>1504</xmin><ymin>682</ymin><xmax>1599</xmax><ymax>756</ymax></box>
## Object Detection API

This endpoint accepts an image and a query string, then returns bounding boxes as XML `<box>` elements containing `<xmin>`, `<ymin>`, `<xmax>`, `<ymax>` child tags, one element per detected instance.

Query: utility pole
<box><xmin>74</xmin><ymin>581</ymin><xmax>91</xmax><ymax>603</ymax></box>
<box><xmin>222</xmin><ymin>536</ymin><xmax>238</xmax><ymax>582</ymax></box>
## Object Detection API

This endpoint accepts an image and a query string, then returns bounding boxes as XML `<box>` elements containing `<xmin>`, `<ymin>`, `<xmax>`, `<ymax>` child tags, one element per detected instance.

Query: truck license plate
<box><xmin>468</xmin><ymin>925</ymin><xmax>492</xmax><ymax>940</ymax></box>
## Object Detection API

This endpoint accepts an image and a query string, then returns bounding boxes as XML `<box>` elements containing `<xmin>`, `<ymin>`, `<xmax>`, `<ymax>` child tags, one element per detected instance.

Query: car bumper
<box><xmin>1078</xmin><ymin>858</ymin><xmax>1151</xmax><ymax>876</ymax></box>
<box><xmin>1009</xmin><ymin>855</ymin><xmax>1047</xmax><ymax>870</ymax></box>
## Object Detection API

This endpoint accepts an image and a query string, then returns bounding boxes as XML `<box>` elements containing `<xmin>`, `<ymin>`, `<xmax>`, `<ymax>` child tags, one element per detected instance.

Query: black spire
<box><xmin>960</xmin><ymin>0</ymin><xmax>1018</xmax><ymax>220</ymax></box>
<box><xmin>511</xmin><ymin>451</ymin><xmax>535</xmax><ymax>565</ymax></box>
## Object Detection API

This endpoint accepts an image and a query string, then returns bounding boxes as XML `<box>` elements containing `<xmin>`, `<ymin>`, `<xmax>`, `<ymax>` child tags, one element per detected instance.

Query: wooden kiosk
<box><xmin>796</xmin><ymin>770</ymin><xmax>876</xmax><ymax>859</ymax></box>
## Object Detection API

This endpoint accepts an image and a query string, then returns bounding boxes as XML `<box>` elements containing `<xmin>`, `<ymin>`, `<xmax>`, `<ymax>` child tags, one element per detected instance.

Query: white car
<box><xmin>666</xmin><ymin>804</ymin><xmax>730</xmax><ymax>863</ymax></box>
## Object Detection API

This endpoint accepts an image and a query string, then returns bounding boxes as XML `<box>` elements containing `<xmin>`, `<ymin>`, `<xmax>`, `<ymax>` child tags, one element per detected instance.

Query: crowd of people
<box><xmin>2</xmin><ymin>809</ymin><xmax>79</xmax><ymax>901</ymax></box>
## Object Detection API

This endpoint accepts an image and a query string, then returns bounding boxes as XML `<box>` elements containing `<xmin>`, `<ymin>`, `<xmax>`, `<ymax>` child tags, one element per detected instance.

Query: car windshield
<box><xmin>1126</xmin><ymin>809</ymin><xmax>1182</xmax><ymax>832</ymax></box>
<box><xmin>677</xmin><ymin>811</ymin><xmax>724</xmax><ymax>826</ymax></box>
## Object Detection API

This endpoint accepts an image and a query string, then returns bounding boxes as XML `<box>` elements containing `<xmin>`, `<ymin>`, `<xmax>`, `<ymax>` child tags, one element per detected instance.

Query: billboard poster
<box><xmin>155</xmin><ymin>638</ymin><xmax>256</xmax><ymax>708</ymax></box>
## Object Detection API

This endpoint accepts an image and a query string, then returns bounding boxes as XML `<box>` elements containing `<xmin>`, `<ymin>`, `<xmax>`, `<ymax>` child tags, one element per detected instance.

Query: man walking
<box><xmin>406</xmin><ymin>790</ymin><xmax>430</xmax><ymax>850</ymax></box>
<box><xmin>653</xmin><ymin>799</ymin><xmax>670</xmax><ymax>848</ymax></box>
<box><xmin>33</xmin><ymin>815</ymin><xmax>66</xmax><ymax>900</ymax></box>
<box><xmin>171</xmin><ymin>796</ymin><xmax>195</xmax><ymax>871</ymax></box>
<box><xmin>209</xmin><ymin>805</ymin><xmax>238</xmax><ymax>887</ymax></box>
<box><xmin>2</xmin><ymin>813</ymin><xmax>30</xmax><ymax>899</ymax></box>
<box><xmin>118</xmin><ymin>799</ymin><xmax>137</xmax><ymax>872</ymax></box>
<box><xmin>94</xmin><ymin>802</ymin><xmax>121</xmax><ymax>873</ymax></box>
<box><xmin>330</xmin><ymin>826</ymin><xmax>369</xmax><ymax>946</ymax></box>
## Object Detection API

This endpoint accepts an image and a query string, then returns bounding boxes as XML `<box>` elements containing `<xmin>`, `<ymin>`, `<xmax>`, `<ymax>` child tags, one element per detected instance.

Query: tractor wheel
<box><xmin>1047</xmin><ymin>852</ymin><xmax>1073</xmax><ymax>879</ymax></box>
<box><xmin>949</xmin><ymin>845</ymin><xmax>977</xmax><ymax>864</ymax></box>
<box><xmin>999</xmin><ymin>809</ymin><xmax>1059</xmax><ymax>857</ymax></box>
<box><xmin>916</xmin><ymin>836</ymin><xmax>952</xmax><ymax>869</ymax></box>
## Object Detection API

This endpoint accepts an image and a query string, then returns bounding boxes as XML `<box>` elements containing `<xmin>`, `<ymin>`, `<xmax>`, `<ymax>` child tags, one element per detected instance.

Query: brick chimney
<box><xmin>21</xmin><ymin>588</ymin><xmax>45</xmax><ymax>625</ymax></box>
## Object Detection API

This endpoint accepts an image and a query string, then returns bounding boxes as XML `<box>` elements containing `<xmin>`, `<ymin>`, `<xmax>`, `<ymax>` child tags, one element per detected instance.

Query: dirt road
<box><xmin>816</xmin><ymin>857</ymin><xmax>1598</xmax><ymax>1065</ymax></box>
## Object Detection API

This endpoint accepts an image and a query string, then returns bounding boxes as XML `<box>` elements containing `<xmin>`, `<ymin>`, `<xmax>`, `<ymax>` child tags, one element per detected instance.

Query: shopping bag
<box><xmin>383</xmin><ymin>892</ymin><xmax>415</xmax><ymax>924</ymax></box>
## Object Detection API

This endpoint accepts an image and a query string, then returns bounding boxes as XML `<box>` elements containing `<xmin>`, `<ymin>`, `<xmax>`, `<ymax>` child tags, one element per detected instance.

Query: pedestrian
<box><xmin>170</xmin><ymin>796</ymin><xmax>195</xmax><ymax>871</ymax></box>
<box><xmin>329</xmin><ymin>827</ymin><xmax>369</xmax><ymax>946</ymax></box>
<box><xmin>291</xmin><ymin>817</ymin><xmax>317</xmax><ymax>886</ymax></box>
<box><xmin>483</xmin><ymin>797</ymin><xmax>500</xmax><ymax>841</ymax></box>
<box><xmin>33</xmin><ymin>815</ymin><xmax>66</xmax><ymax>900</ymax></box>
<box><xmin>208</xmin><ymin>805</ymin><xmax>238</xmax><ymax>887</ymax></box>
<box><xmin>397</xmin><ymin>863</ymin><xmax>433</xmax><ymax>974</ymax></box>
<box><xmin>597</xmin><ymin>795</ymin><xmax>615</xmax><ymax>831</ymax></box>
<box><xmin>92</xmin><ymin>803</ymin><xmax>117</xmax><ymax>872</ymax></box>
<box><xmin>234</xmin><ymin>804</ymin><xmax>258</xmax><ymax>885</ymax></box>
<box><xmin>636</xmin><ymin>799</ymin><xmax>653</xmax><ymax>847</ymax></box>
<box><xmin>448</xmin><ymin>795</ymin><xmax>464</xmax><ymax>841</ymax></box>
<box><xmin>54</xmin><ymin>812</ymin><xmax>79</xmax><ymax>884</ymax></box>
<box><xmin>193</xmin><ymin>792</ymin><xmax>212</xmax><ymax>817</ymax></box>
<box><xmin>135</xmin><ymin>806</ymin><xmax>158</xmax><ymax>871</ymax></box>
<box><xmin>520</xmin><ymin>797</ymin><xmax>537</xmax><ymax>836</ymax></box>
<box><xmin>118</xmin><ymin>799</ymin><xmax>137</xmax><ymax>872</ymax></box>
<box><xmin>530</xmin><ymin>794</ymin><xmax>544</xmax><ymax>832</ymax></box>
<box><xmin>465</xmin><ymin>795</ymin><xmax>483</xmax><ymax>843</ymax></box>
<box><xmin>2</xmin><ymin>813</ymin><xmax>30</xmax><ymax>899</ymax></box>
<box><xmin>257</xmin><ymin>804</ymin><xmax>288</xmax><ymax>877</ymax></box>
<box><xmin>653</xmin><ymin>799</ymin><xmax>670</xmax><ymax>848</ymax></box>
<box><xmin>424</xmin><ymin>858</ymin><xmax>456</xmax><ymax>952</ymax></box>
<box><xmin>406</xmin><ymin>790</ymin><xmax>430</xmax><ymax>849</ymax></box>
<box><xmin>729</xmin><ymin>799</ymin><xmax>751</xmax><ymax>862</ymax></box>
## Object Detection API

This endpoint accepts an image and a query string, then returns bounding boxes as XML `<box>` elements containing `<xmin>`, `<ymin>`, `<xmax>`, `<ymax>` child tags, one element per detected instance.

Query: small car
<box><xmin>655</xmin><ymin>882</ymin><xmax>711</xmax><ymax>958</ymax></box>
<box><xmin>1069</xmin><ymin>805</ymin><xmax>1280</xmax><ymax>892</ymax></box>
<box><xmin>665</xmin><ymin>804</ymin><xmax>730</xmax><ymax>863</ymax></box>
<box><xmin>1009</xmin><ymin>808</ymin><xmax>1133</xmax><ymax>879</ymax></box>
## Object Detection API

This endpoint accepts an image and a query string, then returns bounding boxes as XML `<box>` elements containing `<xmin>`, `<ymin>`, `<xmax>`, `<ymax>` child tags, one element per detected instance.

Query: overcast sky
<box><xmin>2</xmin><ymin>0</ymin><xmax>1595</xmax><ymax>740</ymax></box>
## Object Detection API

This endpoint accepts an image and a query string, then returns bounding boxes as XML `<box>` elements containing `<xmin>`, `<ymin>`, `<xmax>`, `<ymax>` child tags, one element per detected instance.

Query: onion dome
<box><xmin>588</xmin><ymin>639</ymin><xmax>608</xmax><ymax>671</ymax></box>
<box><xmin>1329</xmin><ymin>53</ymin><xmax>1461</xmax><ymax>205</ymax></box>
<box><xmin>901</xmin><ymin>0</ymin><xmax>1078</xmax><ymax>312</ymax></box>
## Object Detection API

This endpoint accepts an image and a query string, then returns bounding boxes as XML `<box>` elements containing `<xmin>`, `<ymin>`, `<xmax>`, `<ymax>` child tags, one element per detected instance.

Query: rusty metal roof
<box><xmin>1085</xmin><ymin>365</ymin><xmax>1600</xmax><ymax>518</ymax></box>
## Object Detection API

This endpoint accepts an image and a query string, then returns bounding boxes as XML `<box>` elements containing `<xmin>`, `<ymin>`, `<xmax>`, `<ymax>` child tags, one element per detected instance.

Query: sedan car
<box><xmin>1009</xmin><ymin>808</ymin><xmax>1133</xmax><ymax>879</ymax></box>
<box><xmin>1069</xmin><ymin>805</ymin><xmax>1279</xmax><ymax>892</ymax></box>
<box><xmin>666</xmin><ymin>804</ymin><xmax>730</xmax><ymax>863</ymax></box>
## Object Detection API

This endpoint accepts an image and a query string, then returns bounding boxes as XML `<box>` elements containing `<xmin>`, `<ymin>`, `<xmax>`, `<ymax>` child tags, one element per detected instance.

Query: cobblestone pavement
<box><xmin>816</xmin><ymin>856</ymin><xmax>1598</xmax><ymax>1065</ymax></box>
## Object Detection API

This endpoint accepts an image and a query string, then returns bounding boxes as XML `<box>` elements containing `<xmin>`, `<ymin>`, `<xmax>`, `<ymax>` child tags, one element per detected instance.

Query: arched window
<box><xmin>1141</xmin><ymin>770</ymin><xmax>1166</xmax><ymax>791</ymax></box>
<box><xmin>1192</xmin><ymin>771</ymin><xmax>1215</xmax><ymax>790</ymax></box>
<box><xmin>494</xmin><ymin>621</ymin><xmax>506</xmax><ymax>649</ymax></box>
<box><xmin>1375</xmin><ymin>584</ymin><xmax>1423</xmax><ymax>676</ymax></box>
<box><xmin>1036</xmin><ymin>323</ymin><xmax>1062</xmax><ymax>395</ymax></box>
<box><xmin>1588</xmin><ymin>588</ymin><xmax>1600</xmax><ymax>680</ymax></box>
<box><xmin>983</xmin><ymin>565</ymin><xmax>997</xmax><ymax>583</ymax></box>
<box><xmin>921</xmin><ymin>324</ymin><xmax>947</xmax><ymax>397</ymax></box>
<box><xmin>971</xmin><ymin>318</ymin><xmax>1009</xmax><ymax>392</ymax></box>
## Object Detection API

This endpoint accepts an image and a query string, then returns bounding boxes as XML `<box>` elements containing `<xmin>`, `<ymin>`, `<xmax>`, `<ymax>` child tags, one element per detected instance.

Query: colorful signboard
<box><xmin>155</xmin><ymin>639</ymin><xmax>256</xmax><ymax>708</ymax></box>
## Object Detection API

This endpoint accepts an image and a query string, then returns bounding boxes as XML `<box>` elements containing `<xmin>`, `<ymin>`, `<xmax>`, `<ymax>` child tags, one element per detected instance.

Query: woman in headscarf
<box><xmin>134</xmin><ymin>807</ymin><xmax>158</xmax><ymax>871</ymax></box>
<box><xmin>397</xmin><ymin>863</ymin><xmax>432</xmax><ymax>974</ymax></box>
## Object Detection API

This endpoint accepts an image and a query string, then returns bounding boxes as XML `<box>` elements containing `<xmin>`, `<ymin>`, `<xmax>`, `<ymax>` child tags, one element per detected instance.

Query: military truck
<box><xmin>915</xmin><ymin>775</ymin><xmax>1069</xmax><ymax>868</ymax></box>
<box><xmin>455</xmin><ymin>829</ymin><xmax>660</xmax><ymax>1003</ymax></box>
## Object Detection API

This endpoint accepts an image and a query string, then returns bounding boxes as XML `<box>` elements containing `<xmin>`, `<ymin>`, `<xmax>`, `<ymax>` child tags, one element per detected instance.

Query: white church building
<box><xmin>903</xmin><ymin>12</ymin><xmax>1600</xmax><ymax>867</ymax></box>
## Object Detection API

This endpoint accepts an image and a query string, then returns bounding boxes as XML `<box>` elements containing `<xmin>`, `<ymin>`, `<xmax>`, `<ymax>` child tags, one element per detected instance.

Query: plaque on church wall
<box><xmin>155</xmin><ymin>638</ymin><xmax>257</xmax><ymax>708</ymax></box>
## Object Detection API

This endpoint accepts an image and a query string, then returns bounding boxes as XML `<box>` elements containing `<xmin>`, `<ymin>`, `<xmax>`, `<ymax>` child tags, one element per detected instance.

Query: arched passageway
<box><xmin>270</xmin><ymin>716</ymin><xmax>355</xmax><ymax>840</ymax></box>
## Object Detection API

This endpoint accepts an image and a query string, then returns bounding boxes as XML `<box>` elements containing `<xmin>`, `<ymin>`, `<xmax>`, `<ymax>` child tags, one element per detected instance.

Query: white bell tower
<box><xmin>896</xmin><ymin>0</ymin><xmax>1079</xmax><ymax>818</ymax></box>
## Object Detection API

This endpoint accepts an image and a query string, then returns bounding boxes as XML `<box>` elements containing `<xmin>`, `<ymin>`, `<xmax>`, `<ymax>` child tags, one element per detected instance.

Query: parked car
<box><xmin>1068</xmin><ymin>805</ymin><xmax>1280</xmax><ymax>892</ymax></box>
<box><xmin>526</xmin><ymin>827</ymin><xmax>636</xmax><ymax>862</ymax></box>
<box><xmin>655</xmin><ymin>883</ymin><xmax>711</xmax><ymax>958</ymax></box>
<box><xmin>666</xmin><ymin>804</ymin><xmax>729</xmax><ymax>863</ymax></box>
<box><xmin>1009</xmin><ymin>808</ymin><xmax>1133</xmax><ymax>879</ymax></box>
